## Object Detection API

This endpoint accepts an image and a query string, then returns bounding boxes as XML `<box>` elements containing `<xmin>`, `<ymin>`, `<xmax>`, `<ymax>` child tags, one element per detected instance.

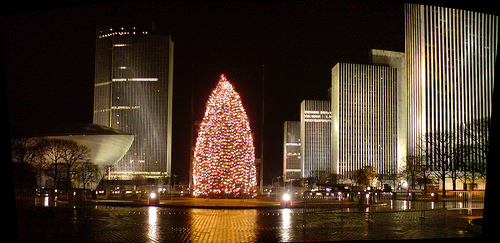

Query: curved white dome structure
<box><xmin>41</xmin><ymin>124</ymin><xmax>134</xmax><ymax>168</ymax></box>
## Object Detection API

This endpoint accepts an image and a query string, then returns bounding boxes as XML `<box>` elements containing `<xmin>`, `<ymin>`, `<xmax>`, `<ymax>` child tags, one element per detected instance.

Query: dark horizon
<box><xmin>5</xmin><ymin>1</ymin><xmax>493</xmax><ymax>184</ymax></box>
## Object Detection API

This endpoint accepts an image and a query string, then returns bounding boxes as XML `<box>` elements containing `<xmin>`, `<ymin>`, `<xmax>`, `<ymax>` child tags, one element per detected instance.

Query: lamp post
<box><xmin>171</xmin><ymin>174</ymin><xmax>177</xmax><ymax>200</ymax></box>
<box><xmin>148</xmin><ymin>187</ymin><xmax>159</xmax><ymax>205</ymax></box>
<box><xmin>272</xmin><ymin>175</ymin><xmax>282</xmax><ymax>199</ymax></box>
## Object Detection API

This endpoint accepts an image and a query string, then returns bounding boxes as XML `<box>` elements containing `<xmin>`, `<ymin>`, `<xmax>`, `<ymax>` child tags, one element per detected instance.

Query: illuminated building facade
<box><xmin>369</xmin><ymin>49</ymin><xmax>407</xmax><ymax>172</ymax></box>
<box><xmin>93</xmin><ymin>26</ymin><xmax>174</xmax><ymax>179</ymax></box>
<box><xmin>331</xmin><ymin>63</ymin><xmax>398</xmax><ymax>179</ymax></box>
<box><xmin>300</xmin><ymin>100</ymin><xmax>332</xmax><ymax>178</ymax></box>
<box><xmin>283</xmin><ymin>121</ymin><xmax>301</xmax><ymax>181</ymax></box>
<box><xmin>405</xmin><ymin>4</ymin><xmax>497</xmax><ymax>154</ymax></box>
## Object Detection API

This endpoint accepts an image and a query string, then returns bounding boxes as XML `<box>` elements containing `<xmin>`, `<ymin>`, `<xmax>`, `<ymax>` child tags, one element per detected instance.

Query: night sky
<box><xmin>2</xmin><ymin>0</ymin><xmax>407</xmax><ymax>184</ymax></box>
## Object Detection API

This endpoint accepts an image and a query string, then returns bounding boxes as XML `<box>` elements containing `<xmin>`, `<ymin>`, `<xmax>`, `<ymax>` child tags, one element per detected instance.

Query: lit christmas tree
<box><xmin>193</xmin><ymin>74</ymin><xmax>257</xmax><ymax>197</ymax></box>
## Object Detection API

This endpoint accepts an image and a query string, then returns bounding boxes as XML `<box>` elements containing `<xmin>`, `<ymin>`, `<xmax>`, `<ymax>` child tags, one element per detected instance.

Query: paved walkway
<box><xmin>91</xmin><ymin>196</ymin><xmax>362</xmax><ymax>209</ymax></box>
<box><xmin>16</xmin><ymin>205</ymin><xmax>479</xmax><ymax>242</ymax></box>
<box><xmin>94</xmin><ymin>197</ymin><xmax>284</xmax><ymax>208</ymax></box>
<box><xmin>161</xmin><ymin>197</ymin><xmax>283</xmax><ymax>208</ymax></box>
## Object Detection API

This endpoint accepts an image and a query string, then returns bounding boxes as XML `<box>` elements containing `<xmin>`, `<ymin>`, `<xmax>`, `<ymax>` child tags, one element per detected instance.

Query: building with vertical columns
<box><xmin>300</xmin><ymin>100</ymin><xmax>332</xmax><ymax>178</ymax></box>
<box><xmin>283</xmin><ymin>121</ymin><xmax>301</xmax><ymax>182</ymax></box>
<box><xmin>331</xmin><ymin>63</ymin><xmax>398</xmax><ymax>179</ymax></box>
<box><xmin>369</xmin><ymin>49</ymin><xmax>407</xmax><ymax>173</ymax></box>
<box><xmin>93</xmin><ymin>26</ymin><xmax>174</xmax><ymax>179</ymax></box>
<box><xmin>405</xmin><ymin>4</ymin><xmax>497</xmax><ymax>155</ymax></box>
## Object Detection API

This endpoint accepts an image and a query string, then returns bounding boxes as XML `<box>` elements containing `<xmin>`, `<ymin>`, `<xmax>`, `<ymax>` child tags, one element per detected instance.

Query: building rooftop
<box><xmin>34</xmin><ymin>123</ymin><xmax>132</xmax><ymax>137</ymax></box>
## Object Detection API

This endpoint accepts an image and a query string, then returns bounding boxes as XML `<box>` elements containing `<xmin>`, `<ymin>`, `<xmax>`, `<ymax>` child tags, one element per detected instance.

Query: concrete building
<box><xmin>42</xmin><ymin>124</ymin><xmax>134</xmax><ymax>169</ymax></box>
<box><xmin>369</xmin><ymin>50</ymin><xmax>407</xmax><ymax>172</ymax></box>
<box><xmin>283</xmin><ymin>121</ymin><xmax>301</xmax><ymax>181</ymax></box>
<box><xmin>34</xmin><ymin>123</ymin><xmax>134</xmax><ymax>189</ymax></box>
<box><xmin>93</xmin><ymin>25</ymin><xmax>174</xmax><ymax>179</ymax></box>
<box><xmin>405</xmin><ymin>4</ymin><xmax>497</xmax><ymax>154</ymax></box>
<box><xmin>331</xmin><ymin>63</ymin><xmax>398</xmax><ymax>179</ymax></box>
<box><xmin>300</xmin><ymin>100</ymin><xmax>332</xmax><ymax>178</ymax></box>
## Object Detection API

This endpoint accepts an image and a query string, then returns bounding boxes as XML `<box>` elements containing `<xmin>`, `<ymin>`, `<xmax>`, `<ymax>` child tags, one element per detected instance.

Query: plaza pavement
<box><xmin>93</xmin><ymin>197</ymin><xmax>286</xmax><ymax>208</ymax></box>
<box><xmin>16</xmin><ymin>204</ymin><xmax>480</xmax><ymax>242</ymax></box>
<box><xmin>91</xmin><ymin>196</ymin><xmax>363</xmax><ymax>209</ymax></box>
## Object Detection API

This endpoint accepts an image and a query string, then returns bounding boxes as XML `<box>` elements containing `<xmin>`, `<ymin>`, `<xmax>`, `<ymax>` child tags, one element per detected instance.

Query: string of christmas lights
<box><xmin>192</xmin><ymin>74</ymin><xmax>257</xmax><ymax>197</ymax></box>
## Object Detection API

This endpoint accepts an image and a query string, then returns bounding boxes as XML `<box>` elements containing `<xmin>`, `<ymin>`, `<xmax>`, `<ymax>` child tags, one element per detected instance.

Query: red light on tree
<box><xmin>192</xmin><ymin>74</ymin><xmax>257</xmax><ymax>197</ymax></box>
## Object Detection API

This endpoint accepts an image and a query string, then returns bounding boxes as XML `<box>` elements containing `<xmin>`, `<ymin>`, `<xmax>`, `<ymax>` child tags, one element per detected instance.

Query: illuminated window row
<box><xmin>112</xmin><ymin>78</ymin><xmax>159</xmax><ymax>82</ymax></box>
<box><xmin>283</xmin><ymin>121</ymin><xmax>301</xmax><ymax>181</ymax></box>
<box><xmin>99</xmin><ymin>30</ymin><xmax>149</xmax><ymax>39</ymax></box>
<box><xmin>111</xmin><ymin>105</ymin><xmax>141</xmax><ymax>110</ymax></box>
<box><xmin>94</xmin><ymin>108</ymin><xmax>111</xmax><ymax>113</ymax></box>
<box><xmin>304</xmin><ymin>114</ymin><xmax>332</xmax><ymax>118</ymax></box>
<box><xmin>300</xmin><ymin>100</ymin><xmax>332</xmax><ymax>178</ymax></box>
<box><xmin>304</xmin><ymin>119</ymin><xmax>331</xmax><ymax>122</ymax></box>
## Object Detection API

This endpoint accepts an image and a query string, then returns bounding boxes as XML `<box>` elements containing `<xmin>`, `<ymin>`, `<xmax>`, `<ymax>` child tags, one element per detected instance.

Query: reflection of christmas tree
<box><xmin>193</xmin><ymin>74</ymin><xmax>257</xmax><ymax>197</ymax></box>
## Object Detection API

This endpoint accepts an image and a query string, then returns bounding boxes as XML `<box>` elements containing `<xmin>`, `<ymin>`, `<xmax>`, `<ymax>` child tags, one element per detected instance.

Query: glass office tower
<box><xmin>93</xmin><ymin>26</ymin><xmax>174</xmax><ymax>179</ymax></box>
<box><xmin>405</xmin><ymin>4</ymin><xmax>497</xmax><ymax>154</ymax></box>
<box><xmin>331</xmin><ymin>63</ymin><xmax>398</xmax><ymax>179</ymax></box>
<box><xmin>300</xmin><ymin>100</ymin><xmax>332</xmax><ymax>178</ymax></box>
<box><xmin>283</xmin><ymin>121</ymin><xmax>301</xmax><ymax>181</ymax></box>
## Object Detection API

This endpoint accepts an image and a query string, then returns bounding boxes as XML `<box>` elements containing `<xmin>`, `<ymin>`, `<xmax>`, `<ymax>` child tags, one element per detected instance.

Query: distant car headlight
<box><xmin>150</xmin><ymin>192</ymin><xmax>157</xmax><ymax>199</ymax></box>
<box><xmin>282</xmin><ymin>193</ymin><xmax>291</xmax><ymax>201</ymax></box>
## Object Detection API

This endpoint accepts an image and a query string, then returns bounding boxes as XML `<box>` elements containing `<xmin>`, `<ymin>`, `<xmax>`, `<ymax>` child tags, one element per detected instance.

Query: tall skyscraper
<box><xmin>300</xmin><ymin>100</ymin><xmax>331</xmax><ymax>178</ymax></box>
<box><xmin>93</xmin><ymin>26</ymin><xmax>174</xmax><ymax>179</ymax></box>
<box><xmin>331</xmin><ymin>63</ymin><xmax>398</xmax><ymax>179</ymax></box>
<box><xmin>283</xmin><ymin>121</ymin><xmax>301</xmax><ymax>181</ymax></box>
<box><xmin>369</xmin><ymin>49</ymin><xmax>407</xmax><ymax>172</ymax></box>
<box><xmin>405</xmin><ymin>4</ymin><xmax>497</xmax><ymax>154</ymax></box>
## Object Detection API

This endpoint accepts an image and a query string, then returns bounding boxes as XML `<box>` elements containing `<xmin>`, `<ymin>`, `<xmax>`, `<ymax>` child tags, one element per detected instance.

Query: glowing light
<box><xmin>192</xmin><ymin>74</ymin><xmax>257</xmax><ymax>197</ymax></box>
<box><xmin>402</xmin><ymin>181</ymin><xmax>408</xmax><ymax>188</ymax></box>
<box><xmin>282</xmin><ymin>193</ymin><xmax>291</xmax><ymax>201</ymax></box>
<box><xmin>280</xmin><ymin>208</ymin><xmax>291</xmax><ymax>241</ymax></box>
<box><xmin>148</xmin><ymin>207</ymin><xmax>158</xmax><ymax>240</ymax></box>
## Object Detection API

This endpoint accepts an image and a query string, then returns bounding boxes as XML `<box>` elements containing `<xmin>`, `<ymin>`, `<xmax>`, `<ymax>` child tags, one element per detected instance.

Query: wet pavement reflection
<box><xmin>280</xmin><ymin>208</ymin><xmax>292</xmax><ymax>242</ymax></box>
<box><xmin>16</xmin><ymin>201</ymin><xmax>478</xmax><ymax>242</ymax></box>
<box><xmin>188</xmin><ymin>208</ymin><xmax>258</xmax><ymax>242</ymax></box>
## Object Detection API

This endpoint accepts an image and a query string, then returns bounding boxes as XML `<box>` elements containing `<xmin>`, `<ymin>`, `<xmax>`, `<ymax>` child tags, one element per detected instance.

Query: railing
<box><xmin>445</xmin><ymin>190</ymin><xmax>485</xmax><ymax>214</ymax></box>
<box><xmin>301</xmin><ymin>190</ymin><xmax>485</xmax><ymax>216</ymax></box>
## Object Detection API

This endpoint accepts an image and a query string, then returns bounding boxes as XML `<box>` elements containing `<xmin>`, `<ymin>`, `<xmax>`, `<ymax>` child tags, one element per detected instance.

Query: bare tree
<box><xmin>11</xmin><ymin>137</ymin><xmax>40</xmax><ymax>164</ymax></box>
<box><xmin>421</xmin><ymin>118</ymin><xmax>489</xmax><ymax>193</ymax></box>
<box><xmin>74</xmin><ymin>161</ymin><xmax>100</xmax><ymax>189</ymax></box>
<box><xmin>40</xmin><ymin>138</ymin><xmax>91</xmax><ymax>189</ymax></box>
<box><xmin>423</xmin><ymin>132</ymin><xmax>454</xmax><ymax>196</ymax></box>
<box><xmin>401</xmin><ymin>155</ymin><xmax>424</xmax><ymax>190</ymax></box>
<box><xmin>40</xmin><ymin>139</ymin><xmax>66</xmax><ymax>189</ymax></box>
<box><xmin>61</xmin><ymin>142</ymin><xmax>91</xmax><ymax>189</ymax></box>
<box><xmin>449</xmin><ymin>143</ymin><xmax>470</xmax><ymax>190</ymax></box>
<box><xmin>11</xmin><ymin>137</ymin><xmax>48</xmax><ymax>186</ymax></box>
<box><xmin>461</xmin><ymin>118</ymin><xmax>490</xmax><ymax>161</ymax></box>
<box><xmin>457</xmin><ymin>144</ymin><xmax>485</xmax><ymax>188</ymax></box>
<box><xmin>461</xmin><ymin>118</ymin><xmax>489</xmax><ymax>185</ymax></box>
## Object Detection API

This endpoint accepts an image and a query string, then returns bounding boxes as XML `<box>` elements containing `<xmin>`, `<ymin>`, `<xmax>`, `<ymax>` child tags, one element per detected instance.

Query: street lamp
<box><xmin>148</xmin><ymin>191</ymin><xmax>159</xmax><ymax>205</ymax></box>
<box><xmin>281</xmin><ymin>192</ymin><xmax>292</xmax><ymax>207</ymax></box>
<box><xmin>282</xmin><ymin>193</ymin><xmax>291</xmax><ymax>201</ymax></box>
